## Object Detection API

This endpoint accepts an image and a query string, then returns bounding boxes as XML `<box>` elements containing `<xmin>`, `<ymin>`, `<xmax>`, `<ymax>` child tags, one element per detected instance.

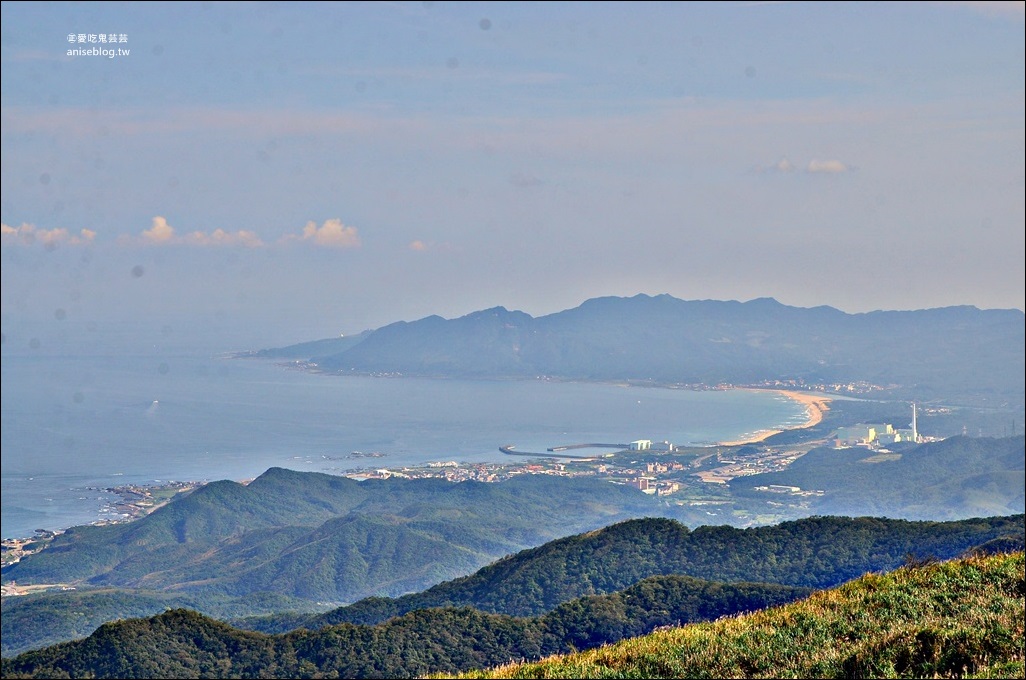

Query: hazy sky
<box><xmin>2</xmin><ymin>1</ymin><xmax>1024</xmax><ymax>352</ymax></box>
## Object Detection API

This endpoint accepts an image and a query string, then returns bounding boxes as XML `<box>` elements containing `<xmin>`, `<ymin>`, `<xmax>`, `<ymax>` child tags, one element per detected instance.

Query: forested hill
<box><xmin>239</xmin><ymin>513</ymin><xmax>1025</xmax><ymax>634</ymax></box>
<box><xmin>454</xmin><ymin>551</ymin><xmax>1025</xmax><ymax>680</ymax></box>
<box><xmin>1</xmin><ymin>469</ymin><xmax>664</xmax><ymax>602</ymax></box>
<box><xmin>255</xmin><ymin>294</ymin><xmax>1025</xmax><ymax>404</ymax></box>
<box><xmin>1</xmin><ymin>575</ymin><xmax>811</xmax><ymax>679</ymax></box>
<box><xmin>4</xmin><ymin>553</ymin><xmax>1021</xmax><ymax>679</ymax></box>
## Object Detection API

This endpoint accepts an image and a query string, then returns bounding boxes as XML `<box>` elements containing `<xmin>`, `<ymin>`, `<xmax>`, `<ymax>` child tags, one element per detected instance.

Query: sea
<box><xmin>1</xmin><ymin>351</ymin><xmax>809</xmax><ymax>539</ymax></box>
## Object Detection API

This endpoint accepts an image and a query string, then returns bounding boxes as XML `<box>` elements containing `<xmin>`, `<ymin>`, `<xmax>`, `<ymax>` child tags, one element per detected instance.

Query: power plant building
<box><xmin>834</xmin><ymin>404</ymin><xmax>921</xmax><ymax>448</ymax></box>
<box><xmin>834</xmin><ymin>425</ymin><xmax>879</xmax><ymax>447</ymax></box>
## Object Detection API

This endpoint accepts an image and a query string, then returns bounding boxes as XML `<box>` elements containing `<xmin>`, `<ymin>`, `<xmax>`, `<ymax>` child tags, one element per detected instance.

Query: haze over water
<box><xmin>1</xmin><ymin>350</ymin><xmax>808</xmax><ymax>539</ymax></box>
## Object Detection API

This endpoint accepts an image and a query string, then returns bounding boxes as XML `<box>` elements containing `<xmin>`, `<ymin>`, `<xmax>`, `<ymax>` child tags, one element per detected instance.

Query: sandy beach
<box><xmin>716</xmin><ymin>389</ymin><xmax>832</xmax><ymax>446</ymax></box>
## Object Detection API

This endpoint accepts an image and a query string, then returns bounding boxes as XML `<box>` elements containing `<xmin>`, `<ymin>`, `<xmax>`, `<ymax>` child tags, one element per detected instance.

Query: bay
<box><xmin>1</xmin><ymin>353</ymin><xmax>808</xmax><ymax>539</ymax></box>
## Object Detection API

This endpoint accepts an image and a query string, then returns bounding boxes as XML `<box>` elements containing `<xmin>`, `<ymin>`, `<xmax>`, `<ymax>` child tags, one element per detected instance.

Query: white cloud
<box><xmin>137</xmin><ymin>216</ymin><xmax>265</xmax><ymax>247</ymax></box>
<box><xmin>142</xmin><ymin>216</ymin><xmax>177</xmax><ymax>243</ymax></box>
<box><xmin>1</xmin><ymin>222</ymin><xmax>96</xmax><ymax>247</ymax></box>
<box><xmin>807</xmin><ymin>159</ymin><xmax>849</xmax><ymax>173</ymax></box>
<box><xmin>183</xmin><ymin>229</ymin><xmax>265</xmax><ymax>247</ymax></box>
<box><xmin>287</xmin><ymin>218</ymin><xmax>362</xmax><ymax>248</ymax></box>
<box><xmin>754</xmin><ymin>157</ymin><xmax>851</xmax><ymax>174</ymax></box>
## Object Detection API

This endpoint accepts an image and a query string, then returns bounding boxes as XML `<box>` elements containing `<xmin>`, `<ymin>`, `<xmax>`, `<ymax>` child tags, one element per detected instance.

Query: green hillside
<box><xmin>0</xmin><ymin>575</ymin><xmax>810</xmax><ymax>679</ymax></box>
<box><xmin>4</xmin><ymin>463</ymin><xmax>1022</xmax><ymax>657</ymax></box>
<box><xmin>5</xmin><ymin>552</ymin><xmax>1020</xmax><ymax>679</ymax></box>
<box><xmin>455</xmin><ymin>551</ymin><xmax>1026</xmax><ymax>679</ymax></box>
<box><xmin>240</xmin><ymin>514</ymin><xmax>1025</xmax><ymax>633</ymax></box>
<box><xmin>0</xmin><ymin>590</ymin><xmax>326</xmax><ymax>659</ymax></box>
<box><xmin>3</xmin><ymin>469</ymin><xmax>662</xmax><ymax>597</ymax></box>
<box><xmin>0</xmin><ymin>471</ymin><xmax>663</xmax><ymax>656</ymax></box>
<box><xmin>731</xmin><ymin>435</ymin><xmax>1025</xmax><ymax>519</ymax></box>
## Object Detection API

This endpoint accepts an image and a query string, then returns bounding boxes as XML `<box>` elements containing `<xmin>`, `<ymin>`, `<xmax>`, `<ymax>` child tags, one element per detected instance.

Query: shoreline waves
<box><xmin>715</xmin><ymin>390</ymin><xmax>832</xmax><ymax>447</ymax></box>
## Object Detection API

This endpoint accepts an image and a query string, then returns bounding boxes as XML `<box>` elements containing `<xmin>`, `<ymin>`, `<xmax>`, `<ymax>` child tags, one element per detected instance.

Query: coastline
<box><xmin>716</xmin><ymin>389</ymin><xmax>832</xmax><ymax>447</ymax></box>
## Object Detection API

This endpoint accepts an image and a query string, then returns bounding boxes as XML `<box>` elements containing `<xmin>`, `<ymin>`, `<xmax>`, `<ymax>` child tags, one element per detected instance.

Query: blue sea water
<box><xmin>1</xmin><ymin>352</ymin><xmax>808</xmax><ymax>539</ymax></box>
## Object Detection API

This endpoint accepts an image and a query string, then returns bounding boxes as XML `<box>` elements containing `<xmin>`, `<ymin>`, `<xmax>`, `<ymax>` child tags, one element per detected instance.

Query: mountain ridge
<box><xmin>453</xmin><ymin>550</ymin><xmax>1025</xmax><ymax>679</ymax></box>
<box><xmin>237</xmin><ymin>513</ymin><xmax>1024</xmax><ymax>634</ymax></box>
<box><xmin>254</xmin><ymin>294</ymin><xmax>1025</xmax><ymax>405</ymax></box>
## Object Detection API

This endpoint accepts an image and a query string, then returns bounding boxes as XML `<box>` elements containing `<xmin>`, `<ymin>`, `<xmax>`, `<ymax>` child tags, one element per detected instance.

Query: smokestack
<box><xmin>912</xmin><ymin>402</ymin><xmax>919</xmax><ymax>443</ymax></box>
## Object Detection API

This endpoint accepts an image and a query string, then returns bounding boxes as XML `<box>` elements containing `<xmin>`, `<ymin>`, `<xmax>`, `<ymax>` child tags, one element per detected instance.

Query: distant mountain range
<box><xmin>253</xmin><ymin>294</ymin><xmax>1025</xmax><ymax>405</ymax></box>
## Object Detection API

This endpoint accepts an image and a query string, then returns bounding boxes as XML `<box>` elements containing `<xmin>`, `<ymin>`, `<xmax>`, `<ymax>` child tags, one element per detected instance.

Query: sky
<box><xmin>2</xmin><ymin>1</ymin><xmax>1024</xmax><ymax>353</ymax></box>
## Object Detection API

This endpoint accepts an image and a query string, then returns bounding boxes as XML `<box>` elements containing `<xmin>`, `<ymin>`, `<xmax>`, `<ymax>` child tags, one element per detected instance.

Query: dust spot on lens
<box><xmin>55</xmin><ymin>308</ymin><xmax>67</xmax><ymax>321</ymax></box>
<box><xmin>479</xmin><ymin>18</ymin><xmax>492</xmax><ymax>30</ymax></box>
<box><xmin>158</xmin><ymin>362</ymin><xmax>170</xmax><ymax>375</ymax></box>
<box><xmin>131</xmin><ymin>265</ymin><xmax>145</xmax><ymax>278</ymax></box>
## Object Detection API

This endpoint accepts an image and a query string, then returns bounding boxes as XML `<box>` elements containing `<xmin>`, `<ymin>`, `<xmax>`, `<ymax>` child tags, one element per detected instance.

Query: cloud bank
<box><xmin>137</xmin><ymin>216</ymin><xmax>265</xmax><ymax>247</ymax></box>
<box><xmin>807</xmin><ymin>159</ymin><xmax>850</xmax><ymax>174</ymax></box>
<box><xmin>286</xmin><ymin>218</ymin><xmax>362</xmax><ymax>248</ymax></box>
<box><xmin>1</xmin><ymin>222</ymin><xmax>96</xmax><ymax>247</ymax></box>
<box><xmin>3</xmin><ymin>216</ymin><xmax>364</xmax><ymax>249</ymax></box>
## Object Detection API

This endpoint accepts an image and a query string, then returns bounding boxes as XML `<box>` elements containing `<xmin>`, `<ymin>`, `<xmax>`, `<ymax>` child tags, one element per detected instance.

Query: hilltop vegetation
<box><xmin>0</xmin><ymin>589</ymin><xmax>327</xmax><ymax>659</ymax></box>
<box><xmin>1</xmin><ymin>471</ymin><xmax>664</xmax><ymax>656</ymax></box>
<box><xmin>4</xmin><ymin>551</ymin><xmax>1021</xmax><ymax>679</ymax></box>
<box><xmin>2</xmin><ymin>469</ymin><xmax>662</xmax><ymax>599</ymax></box>
<box><xmin>239</xmin><ymin>514</ymin><xmax>1024</xmax><ymax>634</ymax></box>
<box><xmin>456</xmin><ymin>551</ymin><xmax>1025</xmax><ymax>680</ymax></box>
<box><xmin>0</xmin><ymin>575</ymin><xmax>810</xmax><ymax>679</ymax></box>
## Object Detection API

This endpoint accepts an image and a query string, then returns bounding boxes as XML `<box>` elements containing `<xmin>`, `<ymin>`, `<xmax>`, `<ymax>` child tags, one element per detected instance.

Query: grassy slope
<box><xmin>456</xmin><ymin>551</ymin><xmax>1025</xmax><ymax>679</ymax></box>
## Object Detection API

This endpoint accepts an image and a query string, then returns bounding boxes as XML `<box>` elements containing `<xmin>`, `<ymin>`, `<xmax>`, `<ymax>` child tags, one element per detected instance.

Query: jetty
<box><xmin>499</xmin><ymin>444</ymin><xmax>620</xmax><ymax>460</ymax></box>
